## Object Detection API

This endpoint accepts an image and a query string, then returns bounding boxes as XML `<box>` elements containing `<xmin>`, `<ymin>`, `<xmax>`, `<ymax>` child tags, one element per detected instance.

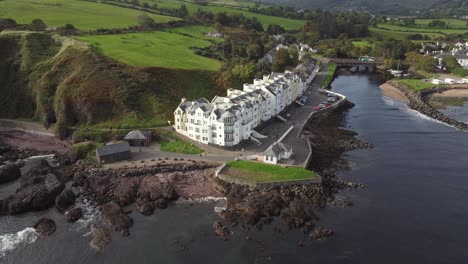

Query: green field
<box><xmin>164</xmin><ymin>25</ymin><xmax>224</xmax><ymax>42</ymax></box>
<box><xmin>370</xmin><ymin>27</ymin><xmax>445</xmax><ymax>40</ymax></box>
<box><xmin>78</xmin><ymin>31</ymin><xmax>221</xmax><ymax>70</ymax></box>
<box><xmin>0</xmin><ymin>0</ymin><xmax>180</xmax><ymax>31</ymax></box>
<box><xmin>397</xmin><ymin>79</ymin><xmax>439</xmax><ymax>91</ymax></box>
<box><xmin>415</xmin><ymin>19</ymin><xmax>468</xmax><ymax>29</ymax></box>
<box><xmin>142</xmin><ymin>0</ymin><xmax>305</xmax><ymax>30</ymax></box>
<box><xmin>376</xmin><ymin>23</ymin><xmax>468</xmax><ymax>35</ymax></box>
<box><xmin>225</xmin><ymin>160</ymin><xmax>317</xmax><ymax>183</ymax></box>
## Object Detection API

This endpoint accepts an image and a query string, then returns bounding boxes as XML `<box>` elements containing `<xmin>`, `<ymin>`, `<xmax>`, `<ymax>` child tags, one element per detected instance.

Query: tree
<box><xmin>179</xmin><ymin>4</ymin><xmax>189</xmax><ymax>18</ymax></box>
<box><xmin>231</xmin><ymin>62</ymin><xmax>256</xmax><ymax>83</ymax></box>
<box><xmin>247</xmin><ymin>42</ymin><xmax>262</xmax><ymax>60</ymax></box>
<box><xmin>0</xmin><ymin>18</ymin><xmax>17</xmax><ymax>31</ymax></box>
<box><xmin>405</xmin><ymin>51</ymin><xmax>435</xmax><ymax>72</ymax></box>
<box><xmin>272</xmin><ymin>48</ymin><xmax>292</xmax><ymax>72</ymax></box>
<box><xmin>137</xmin><ymin>13</ymin><xmax>155</xmax><ymax>29</ymax></box>
<box><xmin>31</xmin><ymin>19</ymin><xmax>47</xmax><ymax>31</ymax></box>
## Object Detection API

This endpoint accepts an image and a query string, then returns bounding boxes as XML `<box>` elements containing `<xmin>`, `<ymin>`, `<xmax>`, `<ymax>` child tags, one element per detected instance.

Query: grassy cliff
<box><xmin>0</xmin><ymin>31</ymin><xmax>224</xmax><ymax>138</ymax></box>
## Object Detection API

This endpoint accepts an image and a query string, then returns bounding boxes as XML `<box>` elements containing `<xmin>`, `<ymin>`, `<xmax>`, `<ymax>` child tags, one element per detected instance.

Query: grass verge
<box><xmin>397</xmin><ymin>79</ymin><xmax>439</xmax><ymax>91</ymax></box>
<box><xmin>225</xmin><ymin>160</ymin><xmax>317</xmax><ymax>183</ymax></box>
<box><xmin>322</xmin><ymin>62</ymin><xmax>337</xmax><ymax>88</ymax></box>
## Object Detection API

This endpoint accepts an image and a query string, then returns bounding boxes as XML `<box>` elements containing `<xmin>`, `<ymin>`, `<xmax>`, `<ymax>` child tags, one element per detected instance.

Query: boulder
<box><xmin>90</xmin><ymin>224</ymin><xmax>111</xmax><ymax>252</ymax></box>
<box><xmin>161</xmin><ymin>182</ymin><xmax>179</xmax><ymax>201</ymax></box>
<box><xmin>213</xmin><ymin>221</ymin><xmax>230</xmax><ymax>240</ymax></box>
<box><xmin>154</xmin><ymin>198</ymin><xmax>168</xmax><ymax>209</ymax></box>
<box><xmin>136</xmin><ymin>198</ymin><xmax>155</xmax><ymax>216</ymax></box>
<box><xmin>101</xmin><ymin>201</ymin><xmax>133</xmax><ymax>234</ymax></box>
<box><xmin>0</xmin><ymin>163</ymin><xmax>21</xmax><ymax>184</ymax></box>
<box><xmin>55</xmin><ymin>188</ymin><xmax>76</xmax><ymax>212</ymax></box>
<box><xmin>8</xmin><ymin>173</ymin><xmax>65</xmax><ymax>214</ymax></box>
<box><xmin>72</xmin><ymin>172</ymin><xmax>87</xmax><ymax>187</ymax></box>
<box><xmin>309</xmin><ymin>227</ymin><xmax>334</xmax><ymax>239</ymax></box>
<box><xmin>138</xmin><ymin>177</ymin><xmax>162</xmax><ymax>201</ymax></box>
<box><xmin>65</xmin><ymin>207</ymin><xmax>83</xmax><ymax>223</ymax></box>
<box><xmin>114</xmin><ymin>177</ymin><xmax>141</xmax><ymax>206</ymax></box>
<box><xmin>33</xmin><ymin>218</ymin><xmax>56</xmax><ymax>236</ymax></box>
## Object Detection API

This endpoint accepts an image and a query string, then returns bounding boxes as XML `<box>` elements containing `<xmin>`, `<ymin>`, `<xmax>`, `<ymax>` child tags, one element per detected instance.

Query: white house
<box><xmin>262</xmin><ymin>142</ymin><xmax>293</xmax><ymax>164</ymax></box>
<box><xmin>174</xmin><ymin>69</ymin><xmax>313</xmax><ymax>147</ymax></box>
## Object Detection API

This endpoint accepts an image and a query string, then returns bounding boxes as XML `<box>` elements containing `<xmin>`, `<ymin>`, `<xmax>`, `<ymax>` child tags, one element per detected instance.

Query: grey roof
<box><xmin>124</xmin><ymin>130</ymin><xmax>150</xmax><ymax>140</ymax></box>
<box><xmin>96</xmin><ymin>142</ymin><xmax>130</xmax><ymax>157</ymax></box>
<box><xmin>264</xmin><ymin>142</ymin><xmax>292</xmax><ymax>158</ymax></box>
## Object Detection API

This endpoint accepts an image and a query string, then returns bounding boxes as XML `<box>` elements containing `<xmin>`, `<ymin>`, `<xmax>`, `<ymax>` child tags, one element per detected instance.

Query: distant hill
<box><xmin>428</xmin><ymin>0</ymin><xmax>468</xmax><ymax>16</ymax></box>
<box><xmin>258</xmin><ymin>0</ymin><xmax>440</xmax><ymax>13</ymax></box>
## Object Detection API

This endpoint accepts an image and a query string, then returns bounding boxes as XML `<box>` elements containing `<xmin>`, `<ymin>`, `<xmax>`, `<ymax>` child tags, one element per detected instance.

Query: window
<box><xmin>177</xmin><ymin>126</ymin><xmax>180</xmax><ymax>129</ymax></box>
<box><xmin>195</xmin><ymin>128</ymin><xmax>200</xmax><ymax>132</ymax></box>
<box><xmin>176</xmin><ymin>118</ymin><xmax>179</xmax><ymax>122</ymax></box>
<box><xmin>196</xmin><ymin>135</ymin><xmax>200</xmax><ymax>140</ymax></box>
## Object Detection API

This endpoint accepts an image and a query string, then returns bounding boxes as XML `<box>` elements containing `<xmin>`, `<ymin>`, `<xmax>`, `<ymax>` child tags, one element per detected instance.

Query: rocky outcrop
<box><xmin>0</xmin><ymin>163</ymin><xmax>21</xmax><ymax>184</ymax></box>
<box><xmin>33</xmin><ymin>218</ymin><xmax>56</xmax><ymax>237</ymax></box>
<box><xmin>90</xmin><ymin>224</ymin><xmax>112</xmax><ymax>252</ymax></box>
<box><xmin>213</xmin><ymin>221</ymin><xmax>230</xmax><ymax>240</ymax></box>
<box><xmin>55</xmin><ymin>188</ymin><xmax>76</xmax><ymax>212</ymax></box>
<box><xmin>6</xmin><ymin>161</ymin><xmax>65</xmax><ymax>214</ymax></box>
<box><xmin>388</xmin><ymin>81</ymin><xmax>468</xmax><ymax>130</ymax></box>
<box><xmin>101</xmin><ymin>201</ymin><xmax>133</xmax><ymax>235</ymax></box>
<box><xmin>65</xmin><ymin>207</ymin><xmax>83</xmax><ymax>223</ymax></box>
<box><xmin>309</xmin><ymin>227</ymin><xmax>335</xmax><ymax>239</ymax></box>
<box><xmin>136</xmin><ymin>198</ymin><xmax>155</xmax><ymax>216</ymax></box>
<box><xmin>114</xmin><ymin>177</ymin><xmax>141</xmax><ymax>206</ymax></box>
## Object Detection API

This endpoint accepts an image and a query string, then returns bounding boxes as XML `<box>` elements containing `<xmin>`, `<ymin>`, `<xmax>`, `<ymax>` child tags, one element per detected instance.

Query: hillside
<box><xmin>0</xmin><ymin>31</ymin><xmax>224</xmax><ymax>137</ymax></box>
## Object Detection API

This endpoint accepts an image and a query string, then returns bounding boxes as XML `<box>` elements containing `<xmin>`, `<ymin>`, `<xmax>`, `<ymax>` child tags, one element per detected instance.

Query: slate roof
<box><xmin>264</xmin><ymin>142</ymin><xmax>292</xmax><ymax>158</ymax></box>
<box><xmin>96</xmin><ymin>142</ymin><xmax>130</xmax><ymax>157</ymax></box>
<box><xmin>124</xmin><ymin>130</ymin><xmax>150</xmax><ymax>140</ymax></box>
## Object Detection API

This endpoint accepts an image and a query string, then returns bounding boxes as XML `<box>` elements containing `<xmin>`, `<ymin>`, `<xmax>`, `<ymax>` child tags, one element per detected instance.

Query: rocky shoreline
<box><xmin>0</xmin><ymin>103</ymin><xmax>371</xmax><ymax>251</ymax></box>
<box><xmin>386</xmin><ymin>80</ymin><xmax>468</xmax><ymax>130</ymax></box>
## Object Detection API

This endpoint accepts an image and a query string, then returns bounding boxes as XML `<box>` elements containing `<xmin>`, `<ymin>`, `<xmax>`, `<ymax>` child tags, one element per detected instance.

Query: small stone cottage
<box><xmin>96</xmin><ymin>142</ymin><xmax>131</xmax><ymax>164</ymax></box>
<box><xmin>124</xmin><ymin>130</ymin><xmax>152</xmax><ymax>147</ymax></box>
<box><xmin>262</xmin><ymin>142</ymin><xmax>293</xmax><ymax>164</ymax></box>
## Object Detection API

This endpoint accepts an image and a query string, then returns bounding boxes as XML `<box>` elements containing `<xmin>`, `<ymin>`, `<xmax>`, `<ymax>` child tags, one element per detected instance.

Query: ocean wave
<box><xmin>382</xmin><ymin>96</ymin><xmax>409</xmax><ymax>109</ymax></box>
<box><xmin>0</xmin><ymin>227</ymin><xmax>38</xmax><ymax>257</ymax></box>
<box><xmin>74</xmin><ymin>195</ymin><xmax>101</xmax><ymax>234</ymax></box>
<box><xmin>405</xmin><ymin>108</ymin><xmax>457</xmax><ymax>129</ymax></box>
<box><xmin>175</xmin><ymin>196</ymin><xmax>227</xmax><ymax>205</ymax></box>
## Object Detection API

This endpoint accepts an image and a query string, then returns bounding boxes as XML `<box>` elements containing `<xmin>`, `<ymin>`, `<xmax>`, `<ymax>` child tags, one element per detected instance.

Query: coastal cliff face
<box><xmin>387</xmin><ymin>80</ymin><xmax>468</xmax><ymax>130</ymax></box>
<box><xmin>0</xmin><ymin>31</ymin><xmax>223</xmax><ymax>138</ymax></box>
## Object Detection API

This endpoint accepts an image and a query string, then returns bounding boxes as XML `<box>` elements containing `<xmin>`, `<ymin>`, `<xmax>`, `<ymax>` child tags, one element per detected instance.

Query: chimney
<box><xmin>181</xmin><ymin>97</ymin><xmax>187</xmax><ymax>103</ymax></box>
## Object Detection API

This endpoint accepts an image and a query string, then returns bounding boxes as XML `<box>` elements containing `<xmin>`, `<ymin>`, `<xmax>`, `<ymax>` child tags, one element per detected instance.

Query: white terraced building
<box><xmin>174</xmin><ymin>65</ymin><xmax>316</xmax><ymax>147</ymax></box>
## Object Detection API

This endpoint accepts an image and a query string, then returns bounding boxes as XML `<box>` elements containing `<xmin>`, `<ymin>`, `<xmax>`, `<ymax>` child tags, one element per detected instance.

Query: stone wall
<box><xmin>388</xmin><ymin>81</ymin><xmax>468</xmax><ymax>130</ymax></box>
<box><xmin>217</xmin><ymin>172</ymin><xmax>321</xmax><ymax>189</ymax></box>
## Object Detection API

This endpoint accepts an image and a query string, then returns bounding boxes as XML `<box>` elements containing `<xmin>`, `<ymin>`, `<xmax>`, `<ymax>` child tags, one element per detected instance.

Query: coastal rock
<box><xmin>90</xmin><ymin>224</ymin><xmax>112</xmax><ymax>252</ymax></box>
<box><xmin>72</xmin><ymin>172</ymin><xmax>87</xmax><ymax>187</ymax></box>
<box><xmin>55</xmin><ymin>188</ymin><xmax>76</xmax><ymax>212</ymax></box>
<box><xmin>114</xmin><ymin>177</ymin><xmax>141</xmax><ymax>206</ymax></box>
<box><xmin>213</xmin><ymin>221</ymin><xmax>230</xmax><ymax>240</ymax></box>
<box><xmin>138</xmin><ymin>177</ymin><xmax>163</xmax><ymax>201</ymax></box>
<box><xmin>65</xmin><ymin>207</ymin><xmax>83</xmax><ymax>223</ymax></box>
<box><xmin>154</xmin><ymin>198</ymin><xmax>168</xmax><ymax>209</ymax></box>
<box><xmin>87</xmin><ymin>175</ymin><xmax>113</xmax><ymax>202</ymax></box>
<box><xmin>136</xmin><ymin>198</ymin><xmax>155</xmax><ymax>216</ymax></box>
<box><xmin>309</xmin><ymin>227</ymin><xmax>334</xmax><ymax>239</ymax></box>
<box><xmin>33</xmin><ymin>218</ymin><xmax>56</xmax><ymax>237</ymax></box>
<box><xmin>0</xmin><ymin>163</ymin><xmax>21</xmax><ymax>184</ymax></box>
<box><xmin>101</xmin><ymin>201</ymin><xmax>133</xmax><ymax>234</ymax></box>
<box><xmin>161</xmin><ymin>182</ymin><xmax>179</xmax><ymax>200</ymax></box>
<box><xmin>8</xmin><ymin>173</ymin><xmax>65</xmax><ymax>214</ymax></box>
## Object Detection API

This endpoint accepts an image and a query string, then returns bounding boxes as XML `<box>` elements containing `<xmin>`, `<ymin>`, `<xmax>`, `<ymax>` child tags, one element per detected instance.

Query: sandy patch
<box><xmin>0</xmin><ymin>130</ymin><xmax>71</xmax><ymax>153</ymax></box>
<box><xmin>380</xmin><ymin>83</ymin><xmax>409</xmax><ymax>103</ymax></box>
<box><xmin>431</xmin><ymin>89</ymin><xmax>468</xmax><ymax>98</ymax></box>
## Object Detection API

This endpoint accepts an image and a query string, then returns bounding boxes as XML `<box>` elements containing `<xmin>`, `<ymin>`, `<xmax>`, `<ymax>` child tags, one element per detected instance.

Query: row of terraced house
<box><xmin>173</xmin><ymin>61</ymin><xmax>318</xmax><ymax>147</ymax></box>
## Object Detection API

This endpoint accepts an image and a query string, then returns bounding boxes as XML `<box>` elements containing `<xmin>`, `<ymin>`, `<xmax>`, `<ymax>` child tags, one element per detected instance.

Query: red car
<box><xmin>322</xmin><ymin>102</ymin><xmax>331</xmax><ymax>107</ymax></box>
<box><xmin>314</xmin><ymin>106</ymin><xmax>323</xmax><ymax>111</ymax></box>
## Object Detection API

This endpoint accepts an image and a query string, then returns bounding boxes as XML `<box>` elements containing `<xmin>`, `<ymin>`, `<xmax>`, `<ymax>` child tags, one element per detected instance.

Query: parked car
<box><xmin>326</xmin><ymin>93</ymin><xmax>335</xmax><ymax>97</ymax></box>
<box><xmin>314</xmin><ymin>106</ymin><xmax>323</xmax><ymax>111</ymax></box>
<box><xmin>327</xmin><ymin>97</ymin><xmax>337</xmax><ymax>103</ymax></box>
<box><xmin>322</xmin><ymin>102</ymin><xmax>331</xmax><ymax>107</ymax></box>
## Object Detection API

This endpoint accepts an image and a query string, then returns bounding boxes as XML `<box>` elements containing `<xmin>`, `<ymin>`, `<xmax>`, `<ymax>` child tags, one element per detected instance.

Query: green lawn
<box><xmin>77</xmin><ymin>31</ymin><xmax>221</xmax><ymax>70</ymax></box>
<box><xmin>0</xmin><ymin>0</ymin><xmax>180</xmax><ymax>31</ymax></box>
<box><xmin>322</xmin><ymin>63</ymin><xmax>337</xmax><ymax>88</ymax></box>
<box><xmin>142</xmin><ymin>0</ymin><xmax>306</xmax><ymax>30</ymax></box>
<box><xmin>159</xmin><ymin>139</ymin><xmax>203</xmax><ymax>154</ymax></box>
<box><xmin>397</xmin><ymin>79</ymin><xmax>439</xmax><ymax>91</ymax></box>
<box><xmin>225</xmin><ymin>160</ymin><xmax>317</xmax><ymax>183</ymax></box>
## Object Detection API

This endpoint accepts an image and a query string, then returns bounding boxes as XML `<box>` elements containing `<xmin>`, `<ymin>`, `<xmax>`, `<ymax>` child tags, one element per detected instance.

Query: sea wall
<box><xmin>217</xmin><ymin>172</ymin><xmax>321</xmax><ymax>189</ymax></box>
<box><xmin>387</xmin><ymin>81</ymin><xmax>468</xmax><ymax>130</ymax></box>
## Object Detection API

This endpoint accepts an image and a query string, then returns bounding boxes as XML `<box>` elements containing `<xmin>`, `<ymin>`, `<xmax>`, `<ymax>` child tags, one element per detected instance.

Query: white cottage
<box><xmin>263</xmin><ymin>142</ymin><xmax>293</xmax><ymax>164</ymax></box>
